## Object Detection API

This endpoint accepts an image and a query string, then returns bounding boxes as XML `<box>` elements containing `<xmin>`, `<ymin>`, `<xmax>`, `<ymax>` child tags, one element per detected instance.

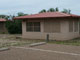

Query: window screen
<box><xmin>69</xmin><ymin>21</ymin><xmax>73</xmax><ymax>32</ymax></box>
<box><xmin>44</xmin><ymin>21</ymin><xmax>60</xmax><ymax>33</ymax></box>
<box><xmin>74</xmin><ymin>21</ymin><xmax>78</xmax><ymax>32</ymax></box>
<box><xmin>26</xmin><ymin>22</ymin><xmax>40</xmax><ymax>32</ymax></box>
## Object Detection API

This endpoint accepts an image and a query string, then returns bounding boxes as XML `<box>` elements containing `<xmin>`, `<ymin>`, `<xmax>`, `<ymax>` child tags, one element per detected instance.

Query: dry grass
<box><xmin>0</xmin><ymin>34</ymin><xmax>44</xmax><ymax>48</ymax></box>
<box><xmin>49</xmin><ymin>38</ymin><xmax>80</xmax><ymax>46</ymax></box>
<box><xmin>1</xmin><ymin>34</ymin><xmax>80</xmax><ymax>48</ymax></box>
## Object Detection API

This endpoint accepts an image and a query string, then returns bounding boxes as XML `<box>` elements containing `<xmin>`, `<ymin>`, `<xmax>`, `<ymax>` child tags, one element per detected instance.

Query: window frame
<box><xmin>69</xmin><ymin>20</ymin><xmax>74</xmax><ymax>32</ymax></box>
<box><xmin>26</xmin><ymin>22</ymin><xmax>41</xmax><ymax>32</ymax></box>
<box><xmin>44</xmin><ymin>21</ymin><xmax>61</xmax><ymax>33</ymax></box>
<box><xmin>74</xmin><ymin>20</ymin><xmax>78</xmax><ymax>32</ymax></box>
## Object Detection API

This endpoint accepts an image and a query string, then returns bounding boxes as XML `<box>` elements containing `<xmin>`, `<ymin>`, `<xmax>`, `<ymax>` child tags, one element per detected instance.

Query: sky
<box><xmin>0</xmin><ymin>0</ymin><xmax>80</xmax><ymax>15</ymax></box>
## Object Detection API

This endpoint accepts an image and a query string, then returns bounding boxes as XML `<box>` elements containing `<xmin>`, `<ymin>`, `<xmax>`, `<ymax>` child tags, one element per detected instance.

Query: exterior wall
<box><xmin>22</xmin><ymin>18</ymin><xmax>80</xmax><ymax>40</ymax></box>
<box><xmin>44</xmin><ymin>20</ymin><xmax>60</xmax><ymax>33</ymax></box>
<box><xmin>0</xmin><ymin>22</ymin><xmax>7</xmax><ymax>33</ymax></box>
<box><xmin>66</xmin><ymin>18</ymin><xmax>80</xmax><ymax>40</ymax></box>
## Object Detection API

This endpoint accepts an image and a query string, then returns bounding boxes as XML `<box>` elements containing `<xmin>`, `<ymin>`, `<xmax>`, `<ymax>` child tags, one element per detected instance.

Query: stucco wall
<box><xmin>44</xmin><ymin>20</ymin><xmax>60</xmax><ymax>33</ymax></box>
<box><xmin>22</xmin><ymin>18</ymin><xmax>80</xmax><ymax>40</ymax></box>
<box><xmin>0</xmin><ymin>22</ymin><xmax>7</xmax><ymax>33</ymax></box>
<box><xmin>65</xmin><ymin>18</ymin><xmax>80</xmax><ymax>40</ymax></box>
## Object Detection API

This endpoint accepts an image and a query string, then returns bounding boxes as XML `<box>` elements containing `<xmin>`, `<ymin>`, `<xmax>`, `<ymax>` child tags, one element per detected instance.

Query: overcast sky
<box><xmin>0</xmin><ymin>0</ymin><xmax>80</xmax><ymax>15</ymax></box>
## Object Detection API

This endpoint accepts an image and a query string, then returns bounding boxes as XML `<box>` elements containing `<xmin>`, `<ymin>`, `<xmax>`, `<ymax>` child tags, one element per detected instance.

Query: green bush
<box><xmin>5</xmin><ymin>20</ymin><xmax>22</xmax><ymax>34</ymax></box>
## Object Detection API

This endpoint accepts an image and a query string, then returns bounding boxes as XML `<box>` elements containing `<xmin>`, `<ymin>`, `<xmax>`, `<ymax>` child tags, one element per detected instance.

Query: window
<box><xmin>69</xmin><ymin>20</ymin><xmax>79</xmax><ymax>32</ymax></box>
<box><xmin>74</xmin><ymin>21</ymin><xmax>78</xmax><ymax>32</ymax></box>
<box><xmin>69</xmin><ymin>21</ymin><xmax>73</xmax><ymax>32</ymax></box>
<box><xmin>44</xmin><ymin>21</ymin><xmax>60</xmax><ymax>33</ymax></box>
<box><xmin>26</xmin><ymin>22</ymin><xmax>40</xmax><ymax>32</ymax></box>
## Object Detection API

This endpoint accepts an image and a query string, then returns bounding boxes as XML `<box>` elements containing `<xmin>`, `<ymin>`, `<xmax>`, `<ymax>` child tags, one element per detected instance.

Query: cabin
<box><xmin>14</xmin><ymin>12</ymin><xmax>80</xmax><ymax>40</ymax></box>
<box><xmin>0</xmin><ymin>18</ymin><xmax>7</xmax><ymax>33</ymax></box>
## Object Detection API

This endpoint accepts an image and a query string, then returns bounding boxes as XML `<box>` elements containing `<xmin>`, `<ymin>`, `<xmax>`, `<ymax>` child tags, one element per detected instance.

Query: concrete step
<box><xmin>29</xmin><ymin>42</ymin><xmax>46</xmax><ymax>47</ymax></box>
<box><xmin>0</xmin><ymin>48</ymin><xmax>10</xmax><ymax>52</ymax></box>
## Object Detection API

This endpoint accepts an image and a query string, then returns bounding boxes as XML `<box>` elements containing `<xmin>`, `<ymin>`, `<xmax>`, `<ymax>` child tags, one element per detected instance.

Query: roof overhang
<box><xmin>14</xmin><ymin>12</ymin><xmax>80</xmax><ymax>20</ymax></box>
<box><xmin>0</xmin><ymin>19</ymin><xmax>6</xmax><ymax>22</ymax></box>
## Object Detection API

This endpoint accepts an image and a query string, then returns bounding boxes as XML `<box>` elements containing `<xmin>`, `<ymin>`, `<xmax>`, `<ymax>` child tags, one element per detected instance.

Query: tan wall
<box><xmin>66</xmin><ymin>18</ymin><xmax>80</xmax><ymax>40</ymax></box>
<box><xmin>0</xmin><ymin>22</ymin><xmax>7</xmax><ymax>33</ymax></box>
<box><xmin>22</xmin><ymin>18</ymin><xmax>80</xmax><ymax>40</ymax></box>
<box><xmin>44</xmin><ymin>20</ymin><xmax>60</xmax><ymax>33</ymax></box>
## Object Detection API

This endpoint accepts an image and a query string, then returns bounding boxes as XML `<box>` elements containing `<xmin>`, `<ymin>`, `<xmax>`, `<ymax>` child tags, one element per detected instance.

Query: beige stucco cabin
<box><xmin>0</xmin><ymin>19</ymin><xmax>7</xmax><ymax>33</ymax></box>
<box><xmin>14</xmin><ymin>12</ymin><xmax>80</xmax><ymax>40</ymax></box>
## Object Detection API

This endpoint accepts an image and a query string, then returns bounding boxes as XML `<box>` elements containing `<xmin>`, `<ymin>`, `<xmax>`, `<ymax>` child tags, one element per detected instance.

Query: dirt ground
<box><xmin>0</xmin><ymin>34</ymin><xmax>44</xmax><ymax>48</ymax></box>
<box><xmin>0</xmin><ymin>34</ymin><xmax>80</xmax><ymax>60</ymax></box>
<box><xmin>0</xmin><ymin>44</ymin><xmax>80</xmax><ymax>60</ymax></box>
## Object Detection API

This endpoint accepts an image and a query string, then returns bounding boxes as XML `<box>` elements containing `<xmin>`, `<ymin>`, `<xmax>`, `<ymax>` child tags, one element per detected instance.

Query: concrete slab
<box><xmin>29</xmin><ymin>42</ymin><xmax>46</xmax><ymax>47</ymax></box>
<box><xmin>0</xmin><ymin>48</ymin><xmax>10</xmax><ymax>52</ymax></box>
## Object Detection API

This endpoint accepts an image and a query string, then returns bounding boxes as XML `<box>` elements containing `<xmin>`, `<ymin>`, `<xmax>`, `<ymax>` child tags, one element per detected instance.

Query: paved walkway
<box><xmin>0</xmin><ymin>44</ymin><xmax>80</xmax><ymax>60</ymax></box>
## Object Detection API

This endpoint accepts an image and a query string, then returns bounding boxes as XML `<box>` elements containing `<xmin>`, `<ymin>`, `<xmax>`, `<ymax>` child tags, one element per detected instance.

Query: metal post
<box><xmin>46</xmin><ymin>34</ymin><xmax>49</xmax><ymax>42</ymax></box>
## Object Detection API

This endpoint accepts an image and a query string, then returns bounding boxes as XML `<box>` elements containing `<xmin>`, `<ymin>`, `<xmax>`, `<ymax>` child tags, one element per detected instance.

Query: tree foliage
<box><xmin>5</xmin><ymin>12</ymin><xmax>27</xmax><ymax>34</ymax></box>
<box><xmin>0</xmin><ymin>15</ymin><xmax>9</xmax><ymax>20</ymax></box>
<box><xmin>61</xmin><ymin>9</ymin><xmax>71</xmax><ymax>14</ymax></box>
<box><xmin>55</xmin><ymin>7</ymin><xmax>59</xmax><ymax>12</ymax></box>
<box><xmin>39</xmin><ymin>8</ymin><xmax>71</xmax><ymax>14</ymax></box>
<box><xmin>17</xmin><ymin>12</ymin><xmax>28</xmax><ymax>16</ymax></box>
<box><xmin>47</xmin><ymin>7</ymin><xmax>59</xmax><ymax>12</ymax></box>
<box><xmin>39</xmin><ymin>9</ymin><xmax>47</xmax><ymax>13</ymax></box>
<box><xmin>6</xmin><ymin>20</ymin><xmax>22</xmax><ymax>34</ymax></box>
<box><xmin>47</xmin><ymin>8</ymin><xmax>55</xmax><ymax>12</ymax></box>
<box><xmin>39</xmin><ymin>7</ymin><xmax>59</xmax><ymax>13</ymax></box>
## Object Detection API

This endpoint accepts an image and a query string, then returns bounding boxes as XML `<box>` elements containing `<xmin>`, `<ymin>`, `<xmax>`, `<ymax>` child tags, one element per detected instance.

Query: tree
<box><xmin>17</xmin><ymin>12</ymin><xmax>28</xmax><ymax>16</ymax></box>
<box><xmin>0</xmin><ymin>15</ymin><xmax>9</xmax><ymax>20</ymax></box>
<box><xmin>47</xmin><ymin>7</ymin><xmax>59</xmax><ymax>12</ymax></box>
<box><xmin>39</xmin><ymin>9</ymin><xmax>47</xmax><ymax>13</ymax></box>
<box><xmin>5</xmin><ymin>12</ymin><xmax>28</xmax><ymax>34</ymax></box>
<box><xmin>0</xmin><ymin>15</ymin><xmax>6</xmax><ymax>18</ymax></box>
<box><xmin>39</xmin><ymin>7</ymin><xmax>59</xmax><ymax>13</ymax></box>
<box><xmin>62</xmin><ymin>9</ymin><xmax>71</xmax><ymax>14</ymax></box>
<box><xmin>47</xmin><ymin>8</ymin><xmax>55</xmax><ymax>12</ymax></box>
<box><xmin>55</xmin><ymin>7</ymin><xmax>59</xmax><ymax>12</ymax></box>
<box><xmin>6</xmin><ymin>20</ymin><xmax>22</xmax><ymax>34</ymax></box>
